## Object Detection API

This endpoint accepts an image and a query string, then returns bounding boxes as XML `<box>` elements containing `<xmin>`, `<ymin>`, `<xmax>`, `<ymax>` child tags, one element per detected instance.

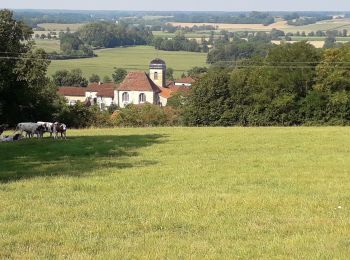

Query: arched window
<box><xmin>122</xmin><ymin>92</ymin><xmax>129</xmax><ymax>102</ymax></box>
<box><xmin>139</xmin><ymin>93</ymin><xmax>146</xmax><ymax>103</ymax></box>
<box><xmin>154</xmin><ymin>71</ymin><xmax>158</xmax><ymax>80</ymax></box>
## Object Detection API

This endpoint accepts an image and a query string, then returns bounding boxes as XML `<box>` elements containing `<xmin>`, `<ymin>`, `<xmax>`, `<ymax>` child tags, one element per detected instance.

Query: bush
<box><xmin>57</xmin><ymin>102</ymin><xmax>113</xmax><ymax>128</ymax></box>
<box><xmin>112</xmin><ymin>104</ymin><xmax>181</xmax><ymax>127</ymax></box>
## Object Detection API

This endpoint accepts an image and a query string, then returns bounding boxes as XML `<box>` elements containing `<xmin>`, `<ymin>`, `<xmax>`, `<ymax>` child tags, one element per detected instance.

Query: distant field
<box><xmin>282</xmin><ymin>18</ymin><xmax>350</xmax><ymax>33</ymax></box>
<box><xmin>272</xmin><ymin>40</ymin><xmax>326</xmax><ymax>48</ymax></box>
<box><xmin>143</xmin><ymin>15</ymin><xmax>173</xmax><ymax>20</ymax></box>
<box><xmin>35</xmin><ymin>39</ymin><xmax>61</xmax><ymax>52</ymax></box>
<box><xmin>170</xmin><ymin>19</ymin><xmax>350</xmax><ymax>33</ymax></box>
<box><xmin>47</xmin><ymin>46</ymin><xmax>207</xmax><ymax>78</ymax></box>
<box><xmin>1</xmin><ymin>127</ymin><xmax>350</xmax><ymax>258</ymax></box>
<box><xmin>291</xmin><ymin>36</ymin><xmax>350</xmax><ymax>42</ymax></box>
<box><xmin>153</xmin><ymin>31</ymin><xmax>214</xmax><ymax>39</ymax></box>
<box><xmin>37</xmin><ymin>23</ymin><xmax>86</xmax><ymax>31</ymax></box>
<box><xmin>169</xmin><ymin>21</ymin><xmax>288</xmax><ymax>31</ymax></box>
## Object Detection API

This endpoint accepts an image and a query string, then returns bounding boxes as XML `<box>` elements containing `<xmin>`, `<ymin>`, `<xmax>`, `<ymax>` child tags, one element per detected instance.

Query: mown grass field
<box><xmin>1</xmin><ymin>127</ymin><xmax>350</xmax><ymax>258</ymax></box>
<box><xmin>46</xmin><ymin>46</ymin><xmax>207</xmax><ymax>79</ymax></box>
<box><xmin>37</xmin><ymin>23</ymin><xmax>86</xmax><ymax>31</ymax></box>
<box><xmin>34</xmin><ymin>39</ymin><xmax>61</xmax><ymax>53</ymax></box>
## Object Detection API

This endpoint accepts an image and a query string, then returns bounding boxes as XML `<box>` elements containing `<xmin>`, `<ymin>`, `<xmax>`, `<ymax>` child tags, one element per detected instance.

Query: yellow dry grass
<box><xmin>271</xmin><ymin>40</ymin><xmax>326</xmax><ymax>48</ymax></box>
<box><xmin>169</xmin><ymin>21</ymin><xmax>289</xmax><ymax>31</ymax></box>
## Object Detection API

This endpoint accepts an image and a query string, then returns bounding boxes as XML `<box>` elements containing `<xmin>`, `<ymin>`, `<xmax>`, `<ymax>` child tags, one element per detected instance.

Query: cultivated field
<box><xmin>169</xmin><ymin>21</ymin><xmax>288</xmax><ymax>31</ymax></box>
<box><xmin>170</xmin><ymin>18</ymin><xmax>350</xmax><ymax>33</ymax></box>
<box><xmin>37</xmin><ymin>23</ymin><xmax>86</xmax><ymax>31</ymax></box>
<box><xmin>1</xmin><ymin>127</ymin><xmax>350</xmax><ymax>258</ymax></box>
<box><xmin>46</xmin><ymin>46</ymin><xmax>207</xmax><ymax>78</ymax></box>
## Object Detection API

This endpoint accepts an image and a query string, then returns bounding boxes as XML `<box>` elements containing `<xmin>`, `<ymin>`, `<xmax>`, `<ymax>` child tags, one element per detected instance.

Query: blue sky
<box><xmin>1</xmin><ymin>0</ymin><xmax>350</xmax><ymax>11</ymax></box>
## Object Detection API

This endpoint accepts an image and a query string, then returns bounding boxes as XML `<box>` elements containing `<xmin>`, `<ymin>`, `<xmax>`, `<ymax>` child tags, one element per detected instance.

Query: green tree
<box><xmin>187</xmin><ymin>67</ymin><xmax>208</xmax><ymax>77</ymax></box>
<box><xmin>112</xmin><ymin>68</ymin><xmax>127</xmax><ymax>84</ymax></box>
<box><xmin>0</xmin><ymin>9</ymin><xmax>63</xmax><ymax>125</ymax></box>
<box><xmin>89</xmin><ymin>74</ymin><xmax>100</xmax><ymax>83</ymax></box>
<box><xmin>52</xmin><ymin>69</ymin><xmax>88</xmax><ymax>87</ymax></box>
<box><xmin>313</xmin><ymin>44</ymin><xmax>350</xmax><ymax>124</ymax></box>
<box><xmin>324</xmin><ymin>37</ymin><xmax>336</xmax><ymax>49</ymax></box>
<box><xmin>185</xmin><ymin>69</ymin><xmax>231</xmax><ymax>126</ymax></box>
<box><xmin>166</xmin><ymin>67</ymin><xmax>174</xmax><ymax>81</ymax></box>
<box><xmin>103</xmin><ymin>76</ymin><xmax>112</xmax><ymax>83</ymax></box>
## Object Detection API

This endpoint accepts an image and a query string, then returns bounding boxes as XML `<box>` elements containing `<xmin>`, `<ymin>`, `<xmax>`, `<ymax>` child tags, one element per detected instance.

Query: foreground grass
<box><xmin>1</xmin><ymin>127</ymin><xmax>350</xmax><ymax>258</ymax></box>
<box><xmin>47</xmin><ymin>45</ymin><xmax>207</xmax><ymax>79</ymax></box>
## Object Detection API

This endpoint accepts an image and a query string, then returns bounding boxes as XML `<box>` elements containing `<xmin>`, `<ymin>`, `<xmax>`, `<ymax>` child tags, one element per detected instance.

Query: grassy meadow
<box><xmin>34</xmin><ymin>39</ymin><xmax>61</xmax><ymax>53</ymax></box>
<box><xmin>1</xmin><ymin>127</ymin><xmax>350</xmax><ymax>258</ymax></box>
<box><xmin>44</xmin><ymin>45</ymin><xmax>207</xmax><ymax>79</ymax></box>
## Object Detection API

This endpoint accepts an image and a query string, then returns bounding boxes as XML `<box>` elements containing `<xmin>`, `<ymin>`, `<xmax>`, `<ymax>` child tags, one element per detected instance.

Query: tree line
<box><xmin>183</xmin><ymin>42</ymin><xmax>350</xmax><ymax>126</ymax></box>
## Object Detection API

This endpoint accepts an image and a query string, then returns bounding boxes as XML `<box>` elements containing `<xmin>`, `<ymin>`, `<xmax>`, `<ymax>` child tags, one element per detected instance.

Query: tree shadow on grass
<box><xmin>0</xmin><ymin>134</ymin><xmax>165</xmax><ymax>183</ymax></box>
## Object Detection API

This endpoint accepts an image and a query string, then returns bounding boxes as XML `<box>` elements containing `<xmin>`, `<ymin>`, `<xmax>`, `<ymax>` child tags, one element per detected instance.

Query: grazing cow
<box><xmin>34</xmin><ymin>125</ymin><xmax>46</xmax><ymax>138</ymax></box>
<box><xmin>52</xmin><ymin>122</ymin><xmax>67</xmax><ymax>139</ymax></box>
<box><xmin>0</xmin><ymin>124</ymin><xmax>8</xmax><ymax>136</ymax></box>
<box><xmin>16</xmin><ymin>123</ymin><xmax>43</xmax><ymax>138</ymax></box>
<box><xmin>0</xmin><ymin>133</ymin><xmax>22</xmax><ymax>142</ymax></box>
<box><xmin>37</xmin><ymin>121</ymin><xmax>53</xmax><ymax>137</ymax></box>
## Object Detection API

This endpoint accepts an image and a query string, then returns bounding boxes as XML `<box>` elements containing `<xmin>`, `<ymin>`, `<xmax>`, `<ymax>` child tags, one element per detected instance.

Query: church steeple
<box><xmin>149</xmin><ymin>58</ymin><xmax>166</xmax><ymax>87</ymax></box>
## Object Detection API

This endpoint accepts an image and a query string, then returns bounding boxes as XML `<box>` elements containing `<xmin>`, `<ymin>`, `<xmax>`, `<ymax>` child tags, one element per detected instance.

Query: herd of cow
<box><xmin>0</xmin><ymin>122</ymin><xmax>67</xmax><ymax>142</ymax></box>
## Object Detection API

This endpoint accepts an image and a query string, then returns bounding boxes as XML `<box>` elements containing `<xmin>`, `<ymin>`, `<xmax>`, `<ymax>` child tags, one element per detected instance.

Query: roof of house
<box><xmin>159</xmin><ymin>85</ymin><xmax>191</xmax><ymax>99</ymax></box>
<box><xmin>175</xmin><ymin>76</ymin><xmax>195</xmax><ymax>84</ymax></box>
<box><xmin>86</xmin><ymin>83</ymin><xmax>116</xmax><ymax>98</ymax></box>
<box><xmin>118</xmin><ymin>72</ymin><xmax>160</xmax><ymax>93</ymax></box>
<box><xmin>58</xmin><ymin>83</ymin><xmax>116</xmax><ymax>98</ymax></box>
<box><xmin>58</xmin><ymin>87</ymin><xmax>86</xmax><ymax>97</ymax></box>
<box><xmin>159</xmin><ymin>87</ymin><xmax>173</xmax><ymax>99</ymax></box>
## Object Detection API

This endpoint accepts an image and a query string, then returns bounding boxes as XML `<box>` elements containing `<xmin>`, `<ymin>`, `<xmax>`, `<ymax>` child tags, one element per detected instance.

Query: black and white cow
<box><xmin>52</xmin><ymin>122</ymin><xmax>67</xmax><ymax>139</ymax></box>
<box><xmin>37</xmin><ymin>121</ymin><xmax>54</xmax><ymax>137</ymax></box>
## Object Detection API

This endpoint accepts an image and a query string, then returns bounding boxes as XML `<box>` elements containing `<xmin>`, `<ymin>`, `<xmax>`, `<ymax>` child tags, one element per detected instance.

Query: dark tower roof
<box><xmin>150</xmin><ymin>58</ymin><xmax>166</xmax><ymax>65</ymax></box>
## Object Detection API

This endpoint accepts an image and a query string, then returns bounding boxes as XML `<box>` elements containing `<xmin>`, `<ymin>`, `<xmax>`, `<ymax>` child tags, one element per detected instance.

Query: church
<box><xmin>58</xmin><ymin>59</ymin><xmax>194</xmax><ymax>109</ymax></box>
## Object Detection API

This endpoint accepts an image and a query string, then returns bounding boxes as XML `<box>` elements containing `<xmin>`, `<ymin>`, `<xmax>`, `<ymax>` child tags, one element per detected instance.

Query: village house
<box><xmin>57</xmin><ymin>59</ymin><xmax>195</xmax><ymax>108</ymax></box>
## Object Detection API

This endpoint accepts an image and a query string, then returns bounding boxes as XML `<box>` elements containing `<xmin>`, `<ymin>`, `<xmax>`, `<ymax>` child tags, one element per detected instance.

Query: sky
<box><xmin>1</xmin><ymin>0</ymin><xmax>350</xmax><ymax>11</ymax></box>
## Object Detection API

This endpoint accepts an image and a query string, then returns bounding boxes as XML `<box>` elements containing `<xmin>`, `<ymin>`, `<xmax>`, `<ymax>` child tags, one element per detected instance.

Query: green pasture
<box><xmin>46</xmin><ymin>46</ymin><xmax>207</xmax><ymax>79</ymax></box>
<box><xmin>34</xmin><ymin>39</ymin><xmax>61</xmax><ymax>53</ymax></box>
<box><xmin>1</xmin><ymin>127</ymin><xmax>350</xmax><ymax>258</ymax></box>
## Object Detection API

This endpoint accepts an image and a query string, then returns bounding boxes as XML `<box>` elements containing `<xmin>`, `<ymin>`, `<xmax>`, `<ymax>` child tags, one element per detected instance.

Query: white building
<box><xmin>58</xmin><ymin>59</ymin><xmax>195</xmax><ymax>108</ymax></box>
<box><xmin>117</xmin><ymin>71</ymin><xmax>161</xmax><ymax>108</ymax></box>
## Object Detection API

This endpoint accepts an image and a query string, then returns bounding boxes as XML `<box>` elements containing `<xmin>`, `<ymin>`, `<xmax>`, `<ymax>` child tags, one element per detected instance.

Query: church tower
<box><xmin>149</xmin><ymin>58</ymin><xmax>166</xmax><ymax>87</ymax></box>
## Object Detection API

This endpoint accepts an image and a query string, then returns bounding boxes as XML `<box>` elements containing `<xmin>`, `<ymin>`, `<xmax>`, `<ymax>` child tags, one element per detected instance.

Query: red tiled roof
<box><xmin>159</xmin><ymin>87</ymin><xmax>172</xmax><ymax>98</ymax></box>
<box><xmin>58</xmin><ymin>87</ymin><xmax>86</xmax><ymax>97</ymax></box>
<box><xmin>96</xmin><ymin>88</ymin><xmax>114</xmax><ymax>98</ymax></box>
<box><xmin>58</xmin><ymin>83</ymin><xmax>116</xmax><ymax>98</ymax></box>
<box><xmin>118</xmin><ymin>72</ymin><xmax>160</xmax><ymax>93</ymax></box>
<box><xmin>159</xmin><ymin>84</ymin><xmax>190</xmax><ymax>99</ymax></box>
<box><xmin>86</xmin><ymin>83</ymin><xmax>116</xmax><ymax>98</ymax></box>
<box><xmin>175</xmin><ymin>76</ymin><xmax>195</xmax><ymax>84</ymax></box>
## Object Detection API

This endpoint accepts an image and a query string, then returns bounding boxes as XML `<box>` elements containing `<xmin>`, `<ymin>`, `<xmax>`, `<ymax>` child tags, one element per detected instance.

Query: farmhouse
<box><xmin>58</xmin><ymin>59</ymin><xmax>194</xmax><ymax>108</ymax></box>
<box><xmin>58</xmin><ymin>83</ymin><xmax>116</xmax><ymax>109</ymax></box>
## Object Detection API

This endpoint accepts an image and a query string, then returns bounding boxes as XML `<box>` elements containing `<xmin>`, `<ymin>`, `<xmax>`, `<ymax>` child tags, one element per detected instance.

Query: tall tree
<box><xmin>52</xmin><ymin>69</ymin><xmax>88</xmax><ymax>87</ymax></box>
<box><xmin>112</xmin><ymin>68</ymin><xmax>127</xmax><ymax>84</ymax></box>
<box><xmin>0</xmin><ymin>9</ymin><xmax>62</xmax><ymax>125</ymax></box>
<box><xmin>89</xmin><ymin>74</ymin><xmax>100</xmax><ymax>83</ymax></box>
